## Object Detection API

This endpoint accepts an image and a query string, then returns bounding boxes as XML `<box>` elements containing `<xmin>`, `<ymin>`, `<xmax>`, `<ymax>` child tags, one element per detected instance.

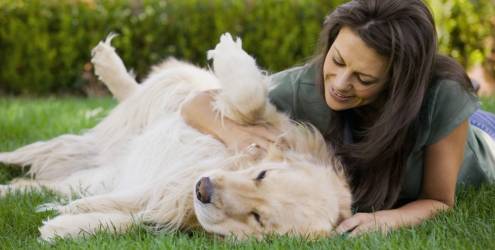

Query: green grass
<box><xmin>0</xmin><ymin>97</ymin><xmax>494</xmax><ymax>249</ymax></box>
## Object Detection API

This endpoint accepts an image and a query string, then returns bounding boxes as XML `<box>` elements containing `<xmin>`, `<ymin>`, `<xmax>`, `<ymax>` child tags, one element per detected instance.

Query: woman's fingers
<box><xmin>336</xmin><ymin>213</ymin><xmax>369</xmax><ymax>234</ymax></box>
<box><xmin>335</xmin><ymin>213</ymin><xmax>376</xmax><ymax>235</ymax></box>
<box><xmin>337</xmin><ymin>212</ymin><xmax>393</xmax><ymax>237</ymax></box>
<box><xmin>249</xmin><ymin>125</ymin><xmax>281</xmax><ymax>144</ymax></box>
<box><xmin>237</xmin><ymin>136</ymin><xmax>271</xmax><ymax>152</ymax></box>
<box><xmin>349</xmin><ymin>221</ymin><xmax>391</xmax><ymax>237</ymax></box>
<box><xmin>349</xmin><ymin>222</ymin><xmax>376</xmax><ymax>237</ymax></box>
<box><xmin>220</xmin><ymin>120</ymin><xmax>282</xmax><ymax>153</ymax></box>
<box><xmin>230</xmin><ymin>124</ymin><xmax>280</xmax><ymax>151</ymax></box>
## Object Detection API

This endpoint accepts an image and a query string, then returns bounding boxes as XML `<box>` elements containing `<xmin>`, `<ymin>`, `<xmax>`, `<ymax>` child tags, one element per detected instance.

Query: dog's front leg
<box><xmin>42</xmin><ymin>190</ymin><xmax>145</xmax><ymax>215</ymax></box>
<box><xmin>39</xmin><ymin>212</ymin><xmax>136</xmax><ymax>242</ymax></box>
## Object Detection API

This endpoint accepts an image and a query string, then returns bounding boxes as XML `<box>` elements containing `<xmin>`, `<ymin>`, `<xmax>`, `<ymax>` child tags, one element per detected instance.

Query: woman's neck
<box><xmin>353</xmin><ymin>98</ymin><xmax>385</xmax><ymax>129</ymax></box>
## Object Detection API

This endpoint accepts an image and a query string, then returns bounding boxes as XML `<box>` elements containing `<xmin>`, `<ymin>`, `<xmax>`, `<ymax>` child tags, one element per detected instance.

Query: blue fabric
<box><xmin>469</xmin><ymin>110</ymin><xmax>495</xmax><ymax>139</ymax></box>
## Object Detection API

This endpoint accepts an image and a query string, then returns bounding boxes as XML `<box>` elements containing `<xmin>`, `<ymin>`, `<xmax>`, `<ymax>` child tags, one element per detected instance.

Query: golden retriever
<box><xmin>0</xmin><ymin>33</ymin><xmax>351</xmax><ymax>241</ymax></box>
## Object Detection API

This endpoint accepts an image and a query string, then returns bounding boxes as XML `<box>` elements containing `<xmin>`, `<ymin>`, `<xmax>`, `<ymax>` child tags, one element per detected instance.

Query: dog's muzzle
<box><xmin>196</xmin><ymin>177</ymin><xmax>214</xmax><ymax>204</ymax></box>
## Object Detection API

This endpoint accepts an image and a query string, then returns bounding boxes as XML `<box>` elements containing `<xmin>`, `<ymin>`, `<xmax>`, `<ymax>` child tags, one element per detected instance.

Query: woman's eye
<box><xmin>251</xmin><ymin>211</ymin><xmax>264</xmax><ymax>227</ymax></box>
<box><xmin>255</xmin><ymin>170</ymin><xmax>267</xmax><ymax>181</ymax></box>
<box><xmin>357</xmin><ymin>76</ymin><xmax>376</xmax><ymax>85</ymax></box>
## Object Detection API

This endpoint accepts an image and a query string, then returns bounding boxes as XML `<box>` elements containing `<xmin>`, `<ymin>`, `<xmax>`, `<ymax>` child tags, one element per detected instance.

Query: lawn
<box><xmin>0</xmin><ymin>97</ymin><xmax>494</xmax><ymax>249</ymax></box>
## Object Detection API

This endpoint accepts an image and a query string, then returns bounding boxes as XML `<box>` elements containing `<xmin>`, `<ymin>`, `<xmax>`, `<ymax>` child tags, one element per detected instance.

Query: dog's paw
<box><xmin>207</xmin><ymin>33</ymin><xmax>243</xmax><ymax>60</ymax></box>
<box><xmin>207</xmin><ymin>33</ymin><xmax>259</xmax><ymax>82</ymax></box>
<box><xmin>39</xmin><ymin>220</ymin><xmax>70</xmax><ymax>242</ymax></box>
<box><xmin>0</xmin><ymin>152</ymin><xmax>15</xmax><ymax>165</ymax></box>
<box><xmin>0</xmin><ymin>185</ymin><xmax>8</xmax><ymax>198</ymax></box>
<box><xmin>0</xmin><ymin>185</ymin><xmax>17</xmax><ymax>198</ymax></box>
<box><xmin>90</xmin><ymin>33</ymin><xmax>118</xmax><ymax>58</ymax></box>
<box><xmin>0</xmin><ymin>152</ymin><xmax>8</xmax><ymax>163</ymax></box>
<box><xmin>91</xmin><ymin>33</ymin><xmax>129</xmax><ymax>82</ymax></box>
<box><xmin>39</xmin><ymin>215</ymin><xmax>90</xmax><ymax>242</ymax></box>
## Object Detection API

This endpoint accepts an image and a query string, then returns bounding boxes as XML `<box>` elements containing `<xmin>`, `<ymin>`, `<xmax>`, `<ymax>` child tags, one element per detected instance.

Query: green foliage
<box><xmin>426</xmin><ymin>0</ymin><xmax>495</xmax><ymax>68</ymax></box>
<box><xmin>0</xmin><ymin>0</ymin><xmax>493</xmax><ymax>95</ymax></box>
<box><xmin>0</xmin><ymin>0</ymin><xmax>345</xmax><ymax>95</ymax></box>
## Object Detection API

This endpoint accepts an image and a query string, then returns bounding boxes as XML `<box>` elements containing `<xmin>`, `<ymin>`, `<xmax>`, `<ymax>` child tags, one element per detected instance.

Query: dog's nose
<box><xmin>196</xmin><ymin>177</ymin><xmax>213</xmax><ymax>204</ymax></box>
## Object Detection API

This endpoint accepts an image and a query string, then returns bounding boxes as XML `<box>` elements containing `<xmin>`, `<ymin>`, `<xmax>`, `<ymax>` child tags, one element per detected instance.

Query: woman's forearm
<box><xmin>181</xmin><ymin>91</ymin><xmax>228</xmax><ymax>142</ymax></box>
<box><xmin>392</xmin><ymin>199</ymin><xmax>450</xmax><ymax>227</ymax></box>
<box><xmin>337</xmin><ymin>199</ymin><xmax>450</xmax><ymax>235</ymax></box>
<box><xmin>180</xmin><ymin>91</ymin><xmax>280</xmax><ymax>151</ymax></box>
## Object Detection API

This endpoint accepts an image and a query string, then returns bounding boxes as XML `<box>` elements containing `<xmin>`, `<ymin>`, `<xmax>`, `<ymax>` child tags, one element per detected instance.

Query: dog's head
<box><xmin>193</xmin><ymin>125</ymin><xmax>352</xmax><ymax>239</ymax></box>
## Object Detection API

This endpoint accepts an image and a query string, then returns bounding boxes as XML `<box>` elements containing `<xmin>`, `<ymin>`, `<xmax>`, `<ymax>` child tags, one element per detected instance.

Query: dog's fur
<box><xmin>0</xmin><ymin>34</ymin><xmax>352</xmax><ymax>241</ymax></box>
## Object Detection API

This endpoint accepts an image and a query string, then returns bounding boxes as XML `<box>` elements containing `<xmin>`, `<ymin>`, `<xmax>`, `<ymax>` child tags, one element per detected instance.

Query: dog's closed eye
<box><xmin>250</xmin><ymin>211</ymin><xmax>264</xmax><ymax>227</ymax></box>
<box><xmin>255</xmin><ymin>170</ymin><xmax>267</xmax><ymax>181</ymax></box>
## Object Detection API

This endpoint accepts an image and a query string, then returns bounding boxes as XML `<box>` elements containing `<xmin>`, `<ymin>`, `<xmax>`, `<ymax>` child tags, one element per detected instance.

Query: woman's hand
<box><xmin>220</xmin><ymin>122</ymin><xmax>280</xmax><ymax>152</ymax></box>
<box><xmin>336</xmin><ymin>210</ymin><xmax>400</xmax><ymax>236</ymax></box>
<box><xmin>336</xmin><ymin>199</ymin><xmax>450</xmax><ymax>237</ymax></box>
<box><xmin>337</xmin><ymin>119</ymin><xmax>468</xmax><ymax>236</ymax></box>
<box><xmin>181</xmin><ymin>90</ymin><xmax>280</xmax><ymax>152</ymax></box>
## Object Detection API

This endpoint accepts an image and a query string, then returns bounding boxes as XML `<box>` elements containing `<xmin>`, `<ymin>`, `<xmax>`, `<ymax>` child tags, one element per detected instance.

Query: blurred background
<box><xmin>0</xmin><ymin>0</ymin><xmax>494</xmax><ymax>97</ymax></box>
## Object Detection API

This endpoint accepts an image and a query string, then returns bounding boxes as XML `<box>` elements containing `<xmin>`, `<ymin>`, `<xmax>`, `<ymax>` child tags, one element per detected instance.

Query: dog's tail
<box><xmin>0</xmin><ymin>134</ymin><xmax>98</xmax><ymax>180</ymax></box>
<box><xmin>91</xmin><ymin>33</ymin><xmax>140</xmax><ymax>102</ymax></box>
<box><xmin>207</xmin><ymin>33</ymin><xmax>273</xmax><ymax>125</ymax></box>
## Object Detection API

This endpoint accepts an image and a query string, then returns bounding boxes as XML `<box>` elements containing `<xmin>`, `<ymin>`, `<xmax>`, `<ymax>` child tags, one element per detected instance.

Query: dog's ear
<box><xmin>278</xmin><ymin>123</ymin><xmax>332</xmax><ymax>163</ymax></box>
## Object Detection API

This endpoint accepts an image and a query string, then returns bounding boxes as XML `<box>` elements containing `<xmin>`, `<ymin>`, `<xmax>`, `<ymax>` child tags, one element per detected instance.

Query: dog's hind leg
<box><xmin>0</xmin><ymin>179</ymin><xmax>43</xmax><ymax>197</ymax></box>
<box><xmin>0</xmin><ymin>134</ymin><xmax>98</xmax><ymax>180</ymax></box>
<box><xmin>0</xmin><ymin>178</ymin><xmax>57</xmax><ymax>197</ymax></box>
<box><xmin>91</xmin><ymin>34</ymin><xmax>139</xmax><ymax>102</ymax></box>
<box><xmin>39</xmin><ymin>212</ymin><xmax>136</xmax><ymax>241</ymax></box>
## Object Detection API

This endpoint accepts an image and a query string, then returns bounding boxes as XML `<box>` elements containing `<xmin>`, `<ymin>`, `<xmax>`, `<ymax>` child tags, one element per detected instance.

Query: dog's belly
<box><xmin>113</xmin><ymin>113</ymin><xmax>228</xmax><ymax>190</ymax></box>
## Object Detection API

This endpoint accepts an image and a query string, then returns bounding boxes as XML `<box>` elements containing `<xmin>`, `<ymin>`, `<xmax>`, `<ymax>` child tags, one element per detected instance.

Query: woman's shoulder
<box><xmin>426</xmin><ymin>78</ymin><xmax>477</xmax><ymax>102</ymax></box>
<box><xmin>423</xmin><ymin>78</ymin><xmax>478</xmax><ymax>120</ymax></box>
<box><xmin>268</xmin><ymin>63</ymin><xmax>319</xmax><ymax>111</ymax></box>
<box><xmin>269</xmin><ymin>63</ymin><xmax>317</xmax><ymax>88</ymax></box>
<box><xmin>268</xmin><ymin>63</ymin><xmax>332</xmax><ymax>133</ymax></box>
<box><xmin>420</xmin><ymin>78</ymin><xmax>479</xmax><ymax>145</ymax></box>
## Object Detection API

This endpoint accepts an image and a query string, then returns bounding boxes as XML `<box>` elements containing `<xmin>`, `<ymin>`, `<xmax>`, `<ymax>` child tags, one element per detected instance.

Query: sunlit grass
<box><xmin>0</xmin><ymin>97</ymin><xmax>494</xmax><ymax>249</ymax></box>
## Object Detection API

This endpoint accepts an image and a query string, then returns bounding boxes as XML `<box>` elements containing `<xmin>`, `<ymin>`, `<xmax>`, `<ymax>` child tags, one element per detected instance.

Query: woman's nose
<box><xmin>333</xmin><ymin>70</ymin><xmax>352</xmax><ymax>91</ymax></box>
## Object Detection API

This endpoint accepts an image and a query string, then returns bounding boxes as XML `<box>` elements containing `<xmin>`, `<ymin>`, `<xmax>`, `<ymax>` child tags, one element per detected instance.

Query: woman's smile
<box><xmin>329</xmin><ymin>87</ymin><xmax>355</xmax><ymax>103</ymax></box>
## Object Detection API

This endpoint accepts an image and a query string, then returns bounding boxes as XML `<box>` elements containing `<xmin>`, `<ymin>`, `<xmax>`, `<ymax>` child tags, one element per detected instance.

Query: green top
<box><xmin>268</xmin><ymin>63</ymin><xmax>495</xmax><ymax>204</ymax></box>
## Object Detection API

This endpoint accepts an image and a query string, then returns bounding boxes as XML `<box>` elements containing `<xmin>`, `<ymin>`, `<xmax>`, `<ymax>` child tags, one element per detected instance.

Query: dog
<box><xmin>0</xmin><ymin>33</ymin><xmax>352</xmax><ymax>241</ymax></box>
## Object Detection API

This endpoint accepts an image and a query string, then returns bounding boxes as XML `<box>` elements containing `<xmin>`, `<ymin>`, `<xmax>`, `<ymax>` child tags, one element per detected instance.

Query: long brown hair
<box><xmin>313</xmin><ymin>0</ymin><xmax>474</xmax><ymax>211</ymax></box>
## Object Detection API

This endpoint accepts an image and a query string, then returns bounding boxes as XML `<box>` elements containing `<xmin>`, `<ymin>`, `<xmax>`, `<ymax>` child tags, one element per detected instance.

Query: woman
<box><xmin>181</xmin><ymin>0</ymin><xmax>495</xmax><ymax>236</ymax></box>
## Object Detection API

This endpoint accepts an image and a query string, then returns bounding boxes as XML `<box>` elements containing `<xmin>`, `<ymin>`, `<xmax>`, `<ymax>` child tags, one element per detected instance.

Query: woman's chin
<box><xmin>325</xmin><ymin>96</ymin><xmax>358</xmax><ymax>111</ymax></box>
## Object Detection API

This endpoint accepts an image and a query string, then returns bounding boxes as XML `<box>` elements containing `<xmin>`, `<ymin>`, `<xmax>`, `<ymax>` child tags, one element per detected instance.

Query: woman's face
<box><xmin>323</xmin><ymin>26</ymin><xmax>389</xmax><ymax>111</ymax></box>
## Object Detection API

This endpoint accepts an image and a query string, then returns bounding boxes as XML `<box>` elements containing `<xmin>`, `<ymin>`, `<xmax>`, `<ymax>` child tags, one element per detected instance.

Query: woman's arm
<box><xmin>180</xmin><ymin>91</ymin><xmax>279</xmax><ymax>151</ymax></box>
<box><xmin>336</xmin><ymin>120</ymin><xmax>469</xmax><ymax>236</ymax></box>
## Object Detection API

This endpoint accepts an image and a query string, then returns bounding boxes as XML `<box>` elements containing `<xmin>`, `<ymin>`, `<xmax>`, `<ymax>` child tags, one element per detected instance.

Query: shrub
<box><xmin>0</xmin><ymin>0</ymin><xmax>346</xmax><ymax>95</ymax></box>
<box><xmin>0</xmin><ymin>0</ymin><xmax>493</xmax><ymax>95</ymax></box>
<box><xmin>425</xmin><ymin>0</ymin><xmax>495</xmax><ymax>68</ymax></box>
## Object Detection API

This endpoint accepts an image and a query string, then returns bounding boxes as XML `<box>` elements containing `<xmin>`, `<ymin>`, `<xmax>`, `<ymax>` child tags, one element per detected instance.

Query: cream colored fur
<box><xmin>0</xmin><ymin>33</ymin><xmax>352</xmax><ymax>241</ymax></box>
